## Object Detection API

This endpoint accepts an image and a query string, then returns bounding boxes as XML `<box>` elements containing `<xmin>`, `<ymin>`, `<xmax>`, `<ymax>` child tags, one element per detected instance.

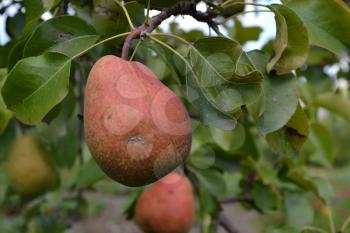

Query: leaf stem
<box><xmin>301</xmin><ymin>226</ymin><xmax>328</xmax><ymax>233</ymax></box>
<box><xmin>114</xmin><ymin>0</ymin><xmax>135</xmax><ymax>30</ymax></box>
<box><xmin>148</xmin><ymin>36</ymin><xmax>191</xmax><ymax>68</ymax></box>
<box><xmin>72</xmin><ymin>32</ymin><xmax>129</xmax><ymax>60</ymax></box>
<box><xmin>327</xmin><ymin>206</ymin><xmax>336</xmax><ymax>233</ymax></box>
<box><xmin>151</xmin><ymin>33</ymin><xmax>240</xmax><ymax>84</ymax></box>
<box><xmin>129</xmin><ymin>40</ymin><xmax>142</xmax><ymax>61</ymax></box>
<box><xmin>144</xmin><ymin>0</ymin><xmax>151</xmax><ymax>23</ymax></box>
<box><xmin>340</xmin><ymin>215</ymin><xmax>350</xmax><ymax>233</ymax></box>
<box><xmin>232</xmin><ymin>10</ymin><xmax>272</xmax><ymax>18</ymax></box>
<box><xmin>221</xmin><ymin>1</ymin><xmax>267</xmax><ymax>9</ymax></box>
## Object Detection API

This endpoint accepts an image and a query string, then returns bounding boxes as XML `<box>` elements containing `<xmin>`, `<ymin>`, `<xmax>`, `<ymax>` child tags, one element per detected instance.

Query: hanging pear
<box><xmin>84</xmin><ymin>56</ymin><xmax>192</xmax><ymax>187</ymax></box>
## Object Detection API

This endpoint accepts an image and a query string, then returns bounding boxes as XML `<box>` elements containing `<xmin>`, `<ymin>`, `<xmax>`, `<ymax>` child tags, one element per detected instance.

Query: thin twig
<box><xmin>220</xmin><ymin>196</ymin><xmax>254</xmax><ymax>204</ymax></box>
<box><xmin>75</xmin><ymin>67</ymin><xmax>84</xmax><ymax>166</ymax></box>
<box><xmin>121</xmin><ymin>2</ymin><xmax>219</xmax><ymax>60</ymax></box>
<box><xmin>144</xmin><ymin>0</ymin><xmax>151</xmax><ymax>23</ymax></box>
<box><xmin>57</xmin><ymin>0</ymin><xmax>69</xmax><ymax>15</ymax></box>
<box><xmin>218</xmin><ymin>212</ymin><xmax>240</xmax><ymax>233</ymax></box>
<box><xmin>71</xmin><ymin>63</ymin><xmax>86</xmax><ymax>221</ymax></box>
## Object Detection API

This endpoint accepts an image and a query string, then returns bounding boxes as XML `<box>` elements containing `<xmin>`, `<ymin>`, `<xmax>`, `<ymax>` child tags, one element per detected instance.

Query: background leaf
<box><xmin>23</xmin><ymin>0</ymin><xmax>61</xmax><ymax>33</ymax></box>
<box><xmin>76</xmin><ymin>159</ymin><xmax>107</xmax><ymax>189</ymax></box>
<box><xmin>283</xmin><ymin>192</ymin><xmax>314</xmax><ymax>230</ymax></box>
<box><xmin>313</xmin><ymin>92</ymin><xmax>350</xmax><ymax>123</ymax></box>
<box><xmin>282</xmin><ymin>0</ymin><xmax>350</xmax><ymax>56</ymax></box>
<box><xmin>267</xmin><ymin>4</ymin><xmax>309</xmax><ymax>75</ymax></box>
<box><xmin>0</xmin><ymin>69</ymin><xmax>12</xmax><ymax>134</ymax></box>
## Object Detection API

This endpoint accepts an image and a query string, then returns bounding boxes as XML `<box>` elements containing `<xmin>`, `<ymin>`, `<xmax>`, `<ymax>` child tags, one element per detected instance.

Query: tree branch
<box><xmin>75</xmin><ymin>67</ymin><xmax>84</xmax><ymax>166</ymax></box>
<box><xmin>218</xmin><ymin>212</ymin><xmax>240</xmax><ymax>233</ymax></box>
<box><xmin>220</xmin><ymin>196</ymin><xmax>254</xmax><ymax>204</ymax></box>
<box><xmin>121</xmin><ymin>2</ymin><xmax>219</xmax><ymax>60</ymax></box>
<box><xmin>57</xmin><ymin>0</ymin><xmax>69</xmax><ymax>15</ymax></box>
<box><xmin>71</xmin><ymin>62</ymin><xmax>86</xmax><ymax>221</ymax></box>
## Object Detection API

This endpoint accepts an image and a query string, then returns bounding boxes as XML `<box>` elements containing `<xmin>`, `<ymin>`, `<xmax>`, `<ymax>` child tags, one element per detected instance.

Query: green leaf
<box><xmin>1</xmin><ymin>52</ymin><xmax>71</xmax><ymax>125</ymax></box>
<box><xmin>267</xmin><ymin>4</ymin><xmax>309</xmax><ymax>75</ymax></box>
<box><xmin>190</xmin><ymin>167</ymin><xmax>226</xmax><ymax>196</ymax></box>
<box><xmin>285</xmin><ymin>167</ymin><xmax>318</xmax><ymax>194</ymax></box>
<box><xmin>209</xmin><ymin>122</ymin><xmax>246</xmax><ymax>151</ymax></box>
<box><xmin>189</xmin><ymin>144</ymin><xmax>216</xmax><ymax>170</ymax></box>
<box><xmin>252</xmin><ymin>182</ymin><xmax>279</xmax><ymax>212</ymax></box>
<box><xmin>0</xmin><ymin>121</ymin><xmax>16</xmax><ymax>162</ymax></box>
<box><xmin>230</xmin><ymin>18</ymin><xmax>262</xmax><ymax>45</ymax></box>
<box><xmin>266</xmin><ymin>104</ymin><xmax>309</xmax><ymax>155</ymax></box>
<box><xmin>309</xmin><ymin>122</ymin><xmax>333</xmax><ymax>165</ymax></box>
<box><xmin>149</xmin><ymin>40</ymin><xmax>237</xmax><ymax>130</ymax></box>
<box><xmin>199</xmin><ymin>190</ymin><xmax>220</xmax><ymax>233</ymax></box>
<box><xmin>312</xmin><ymin>177</ymin><xmax>333</xmax><ymax>204</ymax></box>
<box><xmin>247</xmin><ymin>51</ymin><xmax>298</xmax><ymax>134</ymax></box>
<box><xmin>286</xmin><ymin>104</ymin><xmax>309</xmax><ymax>135</ymax></box>
<box><xmin>186</xmin><ymin>73</ymin><xmax>237</xmax><ymax>130</ymax></box>
<box><xmin>5</xmin><ymin>12</ymin><xmax>26</xmax><ymax>39</ymax></box>
<box><xmin>7</xmin><ymin>38</ymin><xmax>27</xmax><ymax>70</ymax></box>
<box><xmin>0</xmin><ymin>69</ymin><xmax>12</xmax><ymax>134</ymax></box>
<box><xmin>313</xmin><ymin>92</ymin><xmax>350</xmax><ymax>123</ymax></box>
<box><xmin>123</xmin><ymin>190</ymin><xmax>143</xmax><ymax>220</ymax></box>
<box><xmin>51</xmin><ymin>130</ymin><xmax>78</xmax><ymax>168</ymax></box>
<box><xmin>282</xmin><ymin>0</ymin><xmax>350</xmax><ymax>56</ymax></box>
<box><xmin>194</xmin><ymin>167</ymin><xmax>222</xmax><ymax>233</ymax></box>
<box><xmin>76</xmin><ymin>159</ymin><xmax>107</xmax><ymax>189</ymax></box>
<box><xmin>306</xmin><ymin>46</ymin><xmax>336</xmax><ymax>66</ymax></box>
<box><xmin>283</xmin><ymin>192</ymin><xmax>314</xmax><ymax>229</ymax></box>
<box><xmin>23</xmin><ymin>0</ymin><xmax>61</xmax><ymax>34</ymax></box>
<box><xmin>236</xmin><ymin>126</ymin><xmax>260</xmax><ymax>159</ymax></box>
<box><xmin>189</xmin><ymin>37</ymin><xmax>263</xmax><ymax>118</ymax></box>
<box><xmin>255</xmin><ymin>162</ymin><xmax>279</xmax><ymax>186</ymax></box>
<box><xmin>0</xmin><ymin>168</ymin><xmax>9</xmax><ymax>205</ymax></box>
<box><xmin>24</xmin><ymin>16</ymin><xmax>98</xmax><ymax>58</ymax></box>
<box><xmin>218</xmin><ymin>0</ymin><xmax>245</xmax><ymax>18</ymax></box>
<box><xmin>271</xmin><ymin>226</ymin><xmax>299</xmax><ymax>233</ymax></box>
<box><xmin>93</xmin><ymin>0</ymin><xmax>135</xmax><ymax>37</ymax></box>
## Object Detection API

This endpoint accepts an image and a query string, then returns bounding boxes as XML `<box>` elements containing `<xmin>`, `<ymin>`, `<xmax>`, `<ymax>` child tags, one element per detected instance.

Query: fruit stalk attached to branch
<box><xmin>121</xmin><ymin>1</ymin><xmax>219</xmax><ymax>60</ymax></box>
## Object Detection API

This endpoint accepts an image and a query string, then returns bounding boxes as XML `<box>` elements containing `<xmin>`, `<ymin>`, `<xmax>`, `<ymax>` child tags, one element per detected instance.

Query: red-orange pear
<box><xmin>84</xmin><ymin>55</ymin><xmax>192</xmax><ymax>187</ymax></box>
<box><xmin>134</xmin><ymin>172</ymin><xmax>195</xmax><ymax>233</ymax></box>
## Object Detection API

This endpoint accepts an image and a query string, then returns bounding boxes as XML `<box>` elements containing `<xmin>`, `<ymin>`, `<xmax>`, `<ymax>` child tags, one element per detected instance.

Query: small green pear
<box><xmin>6</xmin><ymin>135</ymin><xmax>56</xmax><ymax>196</ymax></box>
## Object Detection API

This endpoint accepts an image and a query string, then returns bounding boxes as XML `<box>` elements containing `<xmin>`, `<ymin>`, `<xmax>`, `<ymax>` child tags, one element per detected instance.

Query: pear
<box><xmin>6</xmin><ymin>135</ymin><xmax>55</xmax><ymax>196</ymax></box>
<box><xmin>134</xmin><ymin>172</ymin><xmax>195</xmax><ymax>233</ymax></box>
<box><xmin>84</xmin><ymin>56</ymin><xmax>192</xmax><ymax>187</ymax></box>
